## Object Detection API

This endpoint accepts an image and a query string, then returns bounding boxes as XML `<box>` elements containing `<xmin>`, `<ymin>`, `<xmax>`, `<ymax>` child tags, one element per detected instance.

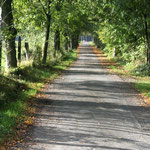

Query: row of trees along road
<box><xmin>1</xmin><ymin>0</ymin><xmax>150</xmax><ymax>70</ymax></box>
<box><xmin>0</xmin><ymin>0</ymin><xmax>94</xmax><ymax>70</ymax></box>
<box><xmin>93</xmin><ymin>0</ymin><xmax>150</xmax><ymax>66</ymax></box>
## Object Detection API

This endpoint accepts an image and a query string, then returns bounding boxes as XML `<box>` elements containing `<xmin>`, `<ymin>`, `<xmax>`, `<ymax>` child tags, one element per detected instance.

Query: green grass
<box><xmin>0</xmin><ymin>50</ymin><xmax>77</xmax><ymax>145</ymax></box>
<box><xmin>134</xmin><ymin>79</ymin><xmax>150</xmax><ymax>98</ymax></box>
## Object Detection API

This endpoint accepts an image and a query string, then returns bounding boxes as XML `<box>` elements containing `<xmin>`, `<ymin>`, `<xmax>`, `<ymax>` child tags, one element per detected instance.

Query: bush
<box><xmin>133</xmin><ymin>64</ymin><xmax>150</xmax><ymax>76</ymax></box>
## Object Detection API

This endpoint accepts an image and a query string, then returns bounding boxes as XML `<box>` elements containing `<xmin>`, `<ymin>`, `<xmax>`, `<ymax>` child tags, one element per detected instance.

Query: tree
<box><xmin>53</xmin><ymin>0</ymin><xmax>62</xmax><ymax>55</ymax></box>
<box><xmin>42</xmin><ymin>0</ymin><xmax>51</xmax><ymax>63</ymax></box>
<box><xmin>90</xmin><ymin>0</ymin><xmax>150</xmax><ymax>64</ymax></box>
<box><xmin>1</xmin><ymin>0</ymin><xmax>17</xmax><ymax>68</ymax></box>
<box><xmin>0</xmin><ymin>39</ymin><xmax>2</xmax><ymax>70</ymax></box>
<box><xmin>13</xmin><ymin>0</ymin><xmax>52</xmax><ymax>64</ymax></box>
<box><xmin>18</xmin><ymin>36</ymin><xmax>21</xmax><ymax>63</ymax></box>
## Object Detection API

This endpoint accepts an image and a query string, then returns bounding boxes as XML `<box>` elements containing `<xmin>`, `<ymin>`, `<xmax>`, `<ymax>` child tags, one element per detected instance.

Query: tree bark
<box><xmin>94</xmin><ymin>35</ymin><xmax>100</xmax><ymax>48</ymax></box>
<box><xmin>54</xmin><ymin>30</ymin><xmax>60</xmax><ymax>51</ymax></box>
<box><xmin>25</xmin><ymin>42</ymin><xmax>29</xmax><ymax>61</ymax></box>
<box><xmin>143</xmin><ymin>13</ymin><xmax>150</xmax><ymax>64</ymax></box>
<box><xmin>2</xmin><ymin>0</ymin><xmax>17</xmax><ymax>68</ymax></box>
<box><xmin>0</xmin><ymin>40</ymin><xmax>2</xmax><ymax>70</ymax></box>
<box><xmin>42</xmin><ymin>15</ymin><xmax>50</xmax><ymax>63</ymax></box>
<box><xmin>18</xmin><ymin>36</ymin><xmax>21</xmax><ymax>63</ymax></box>
<box><xmin>71</xmin><ymin>33</ymin><xmax>79</xmax><ymax>49</ymax></box>
<box><xmin>54</xmin><ymin>30</ymin><xmax>60</xmax><ymax>57</ymax></box>
<box><xmin>113</xmin><ymin>48</ymin><xmax>116</xmax><ymax>57</ymax></box>
<box><xmin>71</xmin><ymin>35</ymin><xmax>77</xmax><ymax>49</ymax></box>
<box><xmin>69</xmin><ymin>40</ymin><xmax>71</xmax><ymax>49</ymax></box>
<box><xmin>53</xmin><ymin>0</ymin><xmax>62</xmax><ymax>57</ymax></box>
<box><xmin>42</xmin><ymin>0</ymin><xmax>51</xmax><ymax>64</ymax></box>
<box><xmin>64</xmin><ymin>33</ymin><xmax>69</xmax><ymax>51</ymax></box>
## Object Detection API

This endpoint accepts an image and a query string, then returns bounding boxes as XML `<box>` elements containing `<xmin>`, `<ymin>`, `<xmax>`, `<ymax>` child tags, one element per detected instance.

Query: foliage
<box><xmin>93</xmin><ymin>0</ymin><xmax>150</xmax><ymax>67</ymax></box>
<box><xmin>133</xmin><ymin>64</ymin><xmax>150</xmax><ymax>76</ymax></box>
<box><xmin>1</xmin><ymin>0</ymin><xmax>150</xmax><ymax>146</ymax></box>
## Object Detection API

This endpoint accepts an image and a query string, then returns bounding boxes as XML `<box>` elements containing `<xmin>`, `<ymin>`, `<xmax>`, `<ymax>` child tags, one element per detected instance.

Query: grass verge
<box><xmin>0</xmin><ymin>50</ymin><xmax>77</xmax><ymax>146</ymax></box>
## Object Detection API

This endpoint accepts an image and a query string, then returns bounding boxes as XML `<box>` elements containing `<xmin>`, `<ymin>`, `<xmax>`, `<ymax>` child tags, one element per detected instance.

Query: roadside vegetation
<box><xmin>110</xmin><ymin>59</ymin><xmax>150</xmax><ymax>105</ymax></box>
<box><xmin>94</xmin><ymin>46</ymin><xmax>150</xmax><ymax>105</ymax></box>
<box><xmin>0</xmin><ymin>0</ymin><xmax>86</xmax><ymax>145</ymax></box>
<box><xmin>91</xmin><ymin>0</ymin><xmax>150</xmax><ymax>105</ymax></box>
<box><xmin>0</xmin><ymin>50</ymin><xmax>77</xmax><ymax>145</ymax></box>
<box><xmin>1</xmin><ymin>0</ymin><xmax>150</xmax><ymax>146</ymax></box>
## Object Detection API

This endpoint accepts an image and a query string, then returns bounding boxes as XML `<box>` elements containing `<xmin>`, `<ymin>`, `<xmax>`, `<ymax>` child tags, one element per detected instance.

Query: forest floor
<box><xmin>7</xmin><ymin>42</ymin><xmax>150</xmax><ymax>150</ymax></box>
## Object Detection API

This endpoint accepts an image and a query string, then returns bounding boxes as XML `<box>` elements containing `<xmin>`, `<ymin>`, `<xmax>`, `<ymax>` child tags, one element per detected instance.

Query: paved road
<box><xmin>15</xmin><ymin>43</ymin><xmax>150</xmax><ymax>150</ymax></box>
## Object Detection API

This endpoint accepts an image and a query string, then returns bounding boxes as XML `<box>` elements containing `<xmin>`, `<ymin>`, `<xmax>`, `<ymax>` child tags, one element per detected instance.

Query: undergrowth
<box><xmin>0</xmin><ymin>50</ymin><xmax>77</xmax><ymax>145</ymax></box>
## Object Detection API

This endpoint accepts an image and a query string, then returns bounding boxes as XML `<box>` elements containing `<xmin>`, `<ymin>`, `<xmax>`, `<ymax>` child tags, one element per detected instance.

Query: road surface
<box><xmin>14</xmin><ymin>43</ymin><xmax>150</xmax><ymax>150</ymax></box>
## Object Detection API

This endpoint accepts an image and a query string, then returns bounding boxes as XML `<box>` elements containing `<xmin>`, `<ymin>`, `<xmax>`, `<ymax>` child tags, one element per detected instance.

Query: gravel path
<box><xmin>14</xmin><ymin>43</ymin><xmax>150</xmax><ymax>150</ymax></box>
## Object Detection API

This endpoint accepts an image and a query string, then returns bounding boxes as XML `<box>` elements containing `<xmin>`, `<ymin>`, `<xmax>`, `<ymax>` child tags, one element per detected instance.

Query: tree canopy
<box><xmin>0</xmin><ymin>0</ymin><xmax>150</xmax><ymax>69</ymax></box>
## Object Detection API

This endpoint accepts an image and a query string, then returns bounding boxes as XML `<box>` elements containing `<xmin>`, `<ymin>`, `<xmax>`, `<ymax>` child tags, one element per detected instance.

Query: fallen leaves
<box><xmin>93</xmin><ymin>47</ymin><xmax>117</xmax><ymax>68</ymax></box>
<box><xmin>24</xmin><ymin>117</ymin><xmax>34</xmax><ymax>126</ymax></box>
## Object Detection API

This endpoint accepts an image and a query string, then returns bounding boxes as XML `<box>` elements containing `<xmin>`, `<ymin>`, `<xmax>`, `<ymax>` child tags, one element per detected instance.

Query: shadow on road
<box><xmin>13</xmin><ymin>43</ymin><xmax>150</xmax><ymax>150</ymax></box>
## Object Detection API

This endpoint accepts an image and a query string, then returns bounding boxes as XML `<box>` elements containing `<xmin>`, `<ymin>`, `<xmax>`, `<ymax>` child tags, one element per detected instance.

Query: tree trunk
<box><xmin>53</xmin><ymin>1</ymin><xmax>62</xmax><ymax>57</ymax></box>
<box><xmin>69</xmin><ymin>40</ymin><xmax>72</xmax><ymax>49</ymax></box>
<box><xmin>76</xmin><ymin>34</ymin><xmax>79</xmax><ymax>48</ymax></box>
<box><xmin>94</xmin><ymin>37</ymin><xmax>97</xmax><ymax>46</ymax></box>
<box><xmin>54</xmin><ymin>30</ymin><xmax>60</xmax><ymax>52</ymax></box>
<box><xmin>0</xmin><ymin>40</ymin><xmax>2</xmax><ymax>70</ymax></box>
<box><xmin>71</xmin><ymin>36</ymin><xmax>75</xmax><ymax>49</ymax></box>
<box><xmin>72</xmin><ymin>33</ymin><xmax>79</xmax><ymax>49</ymax></box>
<box><xmin>94</xmin><ymin>35</ymin><xmax>100</xmax><ymax>48</ymax></box>
<box><xmin>2</xmin><ymin>0</ymin><xmax>17</xmax><ymax>68</ymax></box>
<box><xmin>143</xmin><ymin>13</ymin><xmax>150</xmax><ymax>64</ymax></box>
<box><xmin>25</xmin><ymin>42</ymin><xmax>29</xmax><ymax>61</ymax></box>
<box><xmin>42</xmin><ymin>14</ymin><xmax>51</xmax><ymax>63</ymax></box>
<box><xmin>54</xmin><ymin>30</ymin><xmax>60</xmax><ymax>57</ymax></box>
<box><xmin>113</xmin><ymin>48</ymin><xmax>116</xmax><ymax>57</ymax></box>
<box><xmin>18</xmin><ymin>36</ymin><xmax>21</xmax><ymax>63</ymax></box>
<box><xmin>71</xmin><ymin>35</ymin><xmax>77</xmax><ymax>49</ymax></box>
<box><xmin>42</xmin><ymin>0</ymin><xmax>51</xmax><ymax>64</ymax></box>
<box><xmin>64</xmin><ymin>33</ymin><xmax>69</xmax><ymax>51</ymax></box>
